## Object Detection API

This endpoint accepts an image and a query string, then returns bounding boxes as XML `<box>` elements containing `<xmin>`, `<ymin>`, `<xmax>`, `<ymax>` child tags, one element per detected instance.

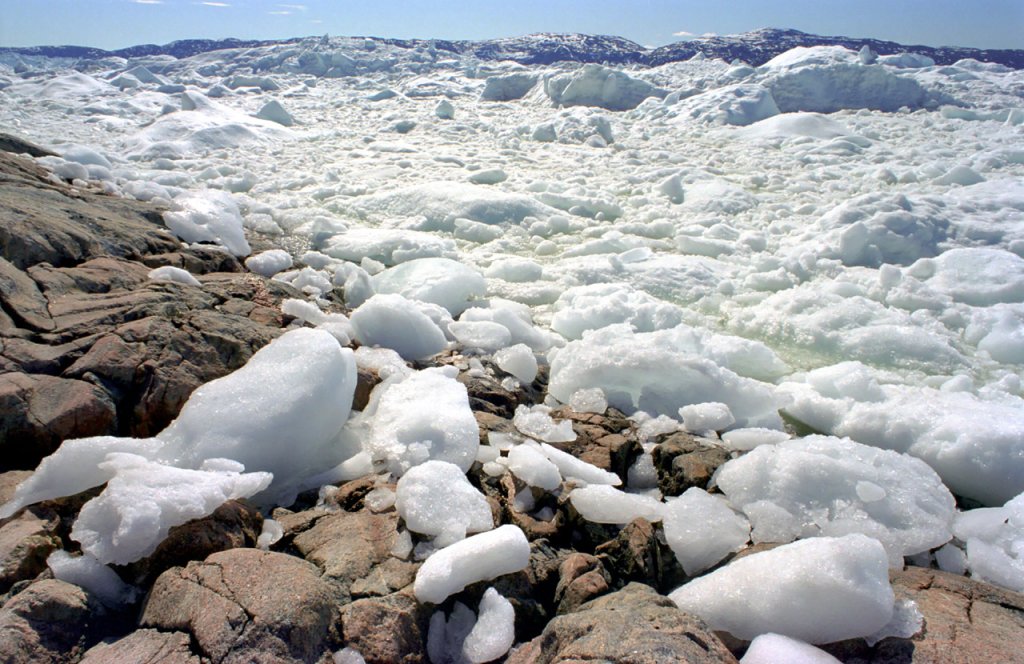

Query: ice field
<box><xmin>2</xmin><ymin>35</ymin><xmax>1024</xmax><ymax>652</ymax></box>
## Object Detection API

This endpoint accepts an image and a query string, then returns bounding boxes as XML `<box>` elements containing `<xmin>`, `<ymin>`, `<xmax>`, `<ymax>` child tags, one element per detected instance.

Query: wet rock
<box><xmin>340</xmin><ymin>590</ymin><xmax>431</xmax><ymax>664</ymax></box>
<box><xmin>0</xmin><ymin>373</ymin><xmax>117</xmax><ymax>470</ymax></box>
<box><xmin>119</xmin><ymin>499</ymin><xmax>263</xmax><ymax>586</ymax></box>
<box><xmin>293</xmin><ymin>509</ymin><xmax>417</xmax><ymax>602</ymax></box>
<box><xmin>80</xmin><ymin>629</ymin><xmax>201</xmax><ymax>664</ymax></box>
<box><xmin>0</xmin><ymin>133</ymin><xmax>56</xmax><ymax>158</ymax></box>
<box><xmin>0</xmin><ymin>508</ymin><xmax>61</xmax><ymax>593</ymax></box>
<box><xmin>0</xmin><ymin>579</ymin><xmax>114</xmax><ymax>664</ymax></box>
<box><xmin>141</xmin><ymin>549</ymin><xmax>342</xmax><ymax>664</ymax></box>
<box><xmin>821</xmin><ymin>566</ymin><xmax>1024</xmax><ymax>663</ymax></box>
<box><xmin>652</xmin><ymin>432</ymin><xmax>731</xmax><ymax>497</ymax></box>
<box><xmin>506</xmin><ymin>582</ymin><xmax>737</xmax><ymax>664</ymax></box>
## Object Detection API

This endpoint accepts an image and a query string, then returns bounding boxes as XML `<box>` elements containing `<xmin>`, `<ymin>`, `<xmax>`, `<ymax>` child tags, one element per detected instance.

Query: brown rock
<box><xmin>0</xmin><ymin>578</ymin><xmax>112</xmax><ymax>664</ymax></box>
<box><xmin>0</xmin><ymin>508</ymin><xmax>61</xmax><ymax>593</ymax></box>
<box><xmin>0</xmin><ymin>372</ymin><xmax>117</xmax><ymax>470</ymax></box>
<box><xmin>553</xmin><ymin>553</ymin><xmax>611</xmax><ymax>615</ymax></box>
<box><xmin>596</xmin><ymin>518</ymin><xmax>687</xmax><ymax>593</ymax></box>
<box><xmin>0</xmin><ymin>470</ymin><xmax>33</xmax><ymax>507</ymax></box>
<box><xmin>340</xmin><ymin>590</ymin><xmax>431</xmax><ymax>664</ymax></box>
<box><xmin>27</xmin><ymin>257</ymin><xmax>151</xmax><ymax>298</ymax></box>
<box><xmin>652</xmin><ymin>432</ymin><xmax>731</xmax><ymax>497</ymax></box>
<box><xmin>141</xmin><ymin>549</ymin><xmax>342</xmax><ymax>664</ymax></box>
<box><xmin>0</xmin><ymin>257</ymin><xmax>54</xmax><ymax>332</ymax></box>
<box><xmin>120</xmin><ymin>499</ymin><xmax>263</xmax><ymax>586</ymax></box>
<box><xmin>80</xmin><ymin>629</ymin><xmax>202</xmax><ymax>664</ymax></box>
<box><xmin>293</xmin><ymin>509</ymin><xmax>417</xmax><ymax>602</ymax></box>
<box><xmin>821</xmin><ymin>566</ymin><xmax>1024</xmax><ymax>664</ymax></box>
<box><xmin>0</xmin><ymin>133</ymin><xmax>56</xmax><ymax>158</ymax></box>
<box><xmin>506</xmin><ymin>582</ymin><xmax>738</xmax><ymax>664</ymax></box>
<box><xmin>547</xmin><ymin>407</ymin><xmax>642</xmax><ymax>481</ymax></box>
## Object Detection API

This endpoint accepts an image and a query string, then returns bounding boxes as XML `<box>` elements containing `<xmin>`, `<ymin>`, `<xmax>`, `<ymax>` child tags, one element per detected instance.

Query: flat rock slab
<box><xmin>0</xmin><ymin>507</ymin><xmax>60</xmax><ymax>593</ymax></box>
<box><xmin>507</xmin><ymin>582</ymin><xmax>737</xmax><ymax>664</ymax></box>
<box><xmin>80</xmin><ymin>629</ymin><xmax>201</xmax><ymax>664</ymax></box>
<box><xmin>141</xmin><ymin>548</ymin><xmax>342</xmax><ymax>664</ymax></box>
<box><xmin>0</xmin><ymin>578</ymin><xmax>109</xmax><ymax>664</ymax></box>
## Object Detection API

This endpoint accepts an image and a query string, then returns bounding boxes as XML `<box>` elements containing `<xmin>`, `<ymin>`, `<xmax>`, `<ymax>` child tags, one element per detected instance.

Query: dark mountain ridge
<box><xmin>1</xmin><ymin>27</ymin><xmax>1021</xmax><ymax>69</ymax></box>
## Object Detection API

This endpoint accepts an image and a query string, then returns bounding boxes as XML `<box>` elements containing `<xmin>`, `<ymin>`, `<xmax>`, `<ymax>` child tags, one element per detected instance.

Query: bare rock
<box><xmin>595</xmin><ymin>517</ymin><xmax>687</xmax><ymax>593</ymax></box>
<box><xmin>293</xmin><ymin>509</ymin><xmax>417</xmax><ymax>602</ymax></box>
<box><xmin>141</xmin><ymin>549</ymin><xmax>342</xmax><ymax>664</ymax></box>
<box><xmin>0</xmin><ymin>372</ymin><xmax>117</xmax><ymax>470</ymax></box>
<box><xmin>0</xmin><ymin>470</ymin><xmax>33</xmax><ymax>507</ymax></box>
<box><xmin>506</xmin><ymin>582</ymin><xmax>738</xmax><ymax>664</ymax></box>
<box><xmin>0</xmin><ymin>578</ymin><xmax>113</xmax><ymax>664</ymax></box>
<box><xmin>652</xmin><ymin>432</ymin><xmax>730</xmax><ymax>497</ymax></box>
<box><xmin>0</xmin><ymin>507</ymin><xmax>61</xmax><ymax>593</ymax></box>
<box><xmin>0</xmin><ymin>133</ymin><xmax>56</xmax><ymax>158</ymax></box>
<box><xmin>0</xmin><ymin>256</ymin><xmax>54</xmax><ymax>332</ymax></box>
<box><xmin>80</xmin><ymin>629</ymin><xmax>201</xmax><ymax>664</ymax></box>
<box><xmin>553</xmin><ymin>552</ymin><xmax>611</xmax><ymax>615</ymax></box>
<box><xmin>821</xmin><ymin>566</ymin><xmax>1024</xmax><ymax>663</ymax></box>
<box><xmin>549</xmin><ymin>407</ymin><xmax>641</xmax><ymax>481</ymax></box>
<box><xmin>340</xmin><ymin>590</ymin><xmax>431</xmax><ymax>664</ymax></box>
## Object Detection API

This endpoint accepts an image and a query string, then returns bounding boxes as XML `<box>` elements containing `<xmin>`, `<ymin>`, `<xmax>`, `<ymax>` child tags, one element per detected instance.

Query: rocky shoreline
<box><xmin>1</xmin><ymin>137</ymin><xmax>1023</xmax><ymax>663</ymax></box>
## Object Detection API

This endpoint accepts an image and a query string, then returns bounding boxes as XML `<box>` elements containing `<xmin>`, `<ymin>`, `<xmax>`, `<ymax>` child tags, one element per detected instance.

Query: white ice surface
<box><xmin>670</xmin><ymin>534</ymin><xmax>895</xmax><ymax>644</ymax></box>
<box><xmin>395</xmin><ymin>460</ymin><xmax>493</xmax><ymax>541</ymax></box>
<box><xmin>414</xmin><ymin>525</ymin><xmax>531</xmax><ymax>604</ymax></box>
<box><xmin>740</xmin><ymin>633</ymin><xmax>841</xmax><ymax>664</ymax></box>
<box><xmin>663</xmin><ymin>488</ymin><xmax>751</xmax><ymax>576</ymax></box>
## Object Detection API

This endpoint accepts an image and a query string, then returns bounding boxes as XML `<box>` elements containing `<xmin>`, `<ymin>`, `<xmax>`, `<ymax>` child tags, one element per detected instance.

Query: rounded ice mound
<box><xmin>157</xmin><ymin>327</ymin><xmax>358</xmax><ymax>504</ymax></box>
<box><xmin>367</xmin><ymin>368</ymin><xmax>479</xmax><ymax>476</ymax></box>
<box><xmin>346</xmin><ymin>181</ymin><xmax>556</xmax><ymax>227</ymax></box>
<box><xmin>550</xmin><ymin>282</ymin><xmax>685</xmax><ymax>340</ymax></box>
<box><xmin>741</xmin><ymin>633</ymin><xmax>841</xmax><ymax>664</ymax></box>
<box><xmin>738</xmin><ymin>112</ymin><xmax>852</xmax><ymax>140</ymax></box>
<box><xmin>670</xmin><ymin>534</ymin><xmax>895</xmax><ymax>644</ymax></box>
<box><xmin>761</xmin><ymin>45</ymin><xmax>930</xmax><ymax>113</ymax></box>
<box><xmin>544</xmin><ymin>64</ymin><xmax>667</xmax><ymax>111</ymax></box>
<box><xmin>147</xmin><ymin>266</ymin><xmax>201</xmax><ymax>287</ymax></box>
<box><xmin>675</xmin><ymin>83</ymin><xmax>780</xmax><ymax>126</ymax></box>
<box><xmin>321</xmin><ymin>228</ymin><xmax>456</xmax><ymax>266</ymax></box>
<box><xmin>909</xmin><ymin>247</ymin><xmax>1024</xmax><ymax>306</ymax></box>
<box><xmin>372</xmin><ymin>257</ymin><xmax>486</xmax><ymax>316</ymax></box>
<box><xmin>714</xmin><ymin>436</ymin><xmax>956</xmax><ymax>566</ymax></box>
<box><xmin>395</xmin><ymin>460</ymin><xmax>493</xmax><ymax>542</ymax></box>
<box><xmin>163</xmin><ymin>190</ymin><xmax>251</xmax><ymax>257</ymax></box>
<box><xmin>350</xmin><ymin>294</ymin><xmax>448</xmax><ymax>361</ymax></box>
<box><xmin>548</xmin><ymin>324</ymin><xmax>783</xmax><ymax>429</ymax></box>
<box><xmin>245</xmin><ymin>249</ymin><xmax>293</xmax><ymax>277</ymax></box>
<box><xmin>953</xmin><ymin>492</ymin><xmax>1024</xmax><ymax>592</ymax></box>
<box><xmin>568</xmin><ymin>484</ymin><xmax>663</xmax><ymax>524</ymax></box>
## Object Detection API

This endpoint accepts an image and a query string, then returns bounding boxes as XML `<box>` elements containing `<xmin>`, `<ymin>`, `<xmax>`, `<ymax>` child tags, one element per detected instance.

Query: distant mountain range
<box><xmin>2</xmin><ymin>28</ymin><xmax>1022</xmax><ymax>69</ymax></box>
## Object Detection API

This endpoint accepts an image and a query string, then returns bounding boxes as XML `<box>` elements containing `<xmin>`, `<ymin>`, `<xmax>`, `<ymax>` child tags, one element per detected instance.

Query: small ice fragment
<box><xmin>495</xmin><ymin>344</ymin><xmax>538</xmax><ymax>384</ymax></box>
<box><xmin>507</xmin><ymin>445</ymin><xmax>562</xmax><ymax>491</ymax></box>
<box><xmin>462</xmin><ymin>588</ymin><xmax>516</xmax><ymax>663</ymax></box>
<box><xmin>513</xmin><ymin>405</ymin><xmax>575</xmax><ymax>443</ymax></box>
<box><xmin>680</xmin><ymin>402</ymin><xmax>735</xmax><ymax>433</ymax></box>
<box><xmin>147</xmin><ymin>266</ymin><xmax>201</xmax><ymax>287</ymax></box>
<box><xmin>569</xmin><ymin>485</ymin><xmax>663</xmax><ymax>524</ymax></box>
<box><xmin>570</xmin><ymin>387</ymin><xmax>608</xmax><ymax>414</ymax></box>
<box><xmin>257</xmin><ymin>519</ymin><xmax>283</xmax><ymax>550</ymax></box>
<box><xmin>539</xmin><ymin>443</ymin><xmax>621</xmax><ymax>486</ymax></box>
<box><xmin>414</xmin><ymin>525</ymin><xmax>530</xmax><ymax>604</ymax></box>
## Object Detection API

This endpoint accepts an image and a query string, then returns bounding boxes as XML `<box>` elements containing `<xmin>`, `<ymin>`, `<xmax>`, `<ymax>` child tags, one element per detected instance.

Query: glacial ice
<box><xmin>414</xmin><ymin>525</ymin><xmax>531</xmax><ymax>604</ymax></box>
<box><xmin>670</xmin><ymin>534</ymin><xmax>895</xmax><ymax>644</ymax></box>
<box><xmin>395</xmin><ymin>460</ymin><xmax>493</xmax><ymax>542</ymax></box>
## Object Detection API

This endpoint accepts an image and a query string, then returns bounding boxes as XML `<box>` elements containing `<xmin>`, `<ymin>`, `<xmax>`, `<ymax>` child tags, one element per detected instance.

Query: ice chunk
<box><xmin>953</xmin><ymin>492</ymin><xmax>1024</xmax><ymax>592</ymax></box>
<box><xmin>676</xmin><ymin>83</ymin><xmax>780</xmax><ymax>126</ymax></box>
<box><xmin>715</xmin><ymin>436</ymin><xmax>955</xmax><ymax>565</ymax></box>
<box><xmin>663</xmin><ymin>488</ymin><xmax>750</xmax><ymax>575</ymax></box>
<box><xmin>513</xmin><ymin>405</ymin><xmax>575</xmax><ymax>443</ymax></box>
<box><xmin>911</xmin><ymin>248</ymin><xmax>1024</xmax><ymax>306</ymax></box>
<box><xmin>720</xmin><ymin>428</ymin><xmax>791</xmax><ymax>452</ymax></box>
<box><xmin>367</xmin><ymin>368</ymin><xmax>479</xmax><ymax>476</ymax></box>
<box><xmin>346</xmin><ymin>181</ymin><xmax>555</xmax><ymax>227</ymax></box>
<box><xmin>494</xmin><ymin>344</ymin><xmax>538</xmax><ymax>384</ymax></box>
<box><xmin>147</xmin><ymin>266</ymin><xmax>201</xmax><ymax>287</ymax></box>
<box><xmin>414</xmin><ymin>525</ymin><xmax>530</xmax><ymax>604</ymax></box>
<box><xmin>680</xmin><ymin>402</ymin><xmax>735</xmax><ymax>433</ymax></box>
<box><xmin>461</xmin><ymin>305</ymin><xmax>553</xmax><ymax>351</ymax></box>
<box><xmin>740</xmin><ymin>633</ymin><xmax>841</xmax><ymax>664</ymax></box>
<box><xmin>551</xmin><ymin>283</ymin><xmax>685</xmax><ymax>340</ymax></box>
<box><xmin>484</xmin><ymin>257</ymin><xmax>541</xmax><ymax>282</ymax></box>
<box><xmin>395</xmin><ymin>460</ymin><xmax>493</xmax><ymax>541</ymax></box>
<box><xmin>864</xmin><ymin>598</ymin><xmax>923</xmax><ymax>646</ymax></box>
<box><xmin>255</xmin><ymin>99</ymin><xmax>294</xmax><ymax>126</ymax></box>
<box><xmin>507</xmin><ymin>445</ymin><xmax>562</xmax><ymax>491</ymax></box>
<box><xmin>539</xmin><ymin>443</ymin><xmax>621</xmax><ymax>486</ymax></box>
<box><xmin>163</xmin><ymin>190</ymin><xmax>251</xmax><ymax>257</ymax></box>
<box><xmin>548</xmin><ymin>324</ymin><xmax>783</xmax><ymax>429</ymax></box>
<box><xmin>462</xmin><ymin>588</ymin><xmax>515</xmax><ymax>663</ymax></box>
<box><xmin>372</xmin><ymin>258</ymin><xmax>486</xmax><ymax>316</ymax></box>
<box><xmin>569</xmin><ymin>485</ymin><xmax>663</xmax><ymax>524</ymax></box>
<box><xmin>245</xmin><ymin>249</ymin><xmax>293</xmax><ymax>277</ymax></box>
<box><xmin>480</xmin><ymin>72</ymin><xmax>538</xmax><ymax>101</ymax></box>
<box><xmin>569</xmin><ymin>387</ymin><xmax>607</xmax><ymax>414</ymax></box>
<box><xmin>47</xmin><ymin>551</ymin><xmax>135</xmax><ymax>607</ymax></box>
<box><xmin>71</xmin><ymin>453</ymin><xmax>272</xmax><ymax>564</ymax></box>
<box><xmin>351</xmin><ymin>294</ymin><xmax>448</xmax><ymax>361</ymax></box>
<box><xmin>670</xmin><ymin>534</ymin><xmax>895</xmax><ymax>644</ymax></box>
<box><xmin>449</xmin><ymin>321</ymin><xmax>511</xmax><ymax>352</ymax></box>
<box><xmin>333</xmin><ymin>647</ymin><xmax>366</xmax><ymax>664</ymax></box>
<box><xmin>739</xmin><ymin>112</ymin><xmax>851</xmax><ymax>140</ymax></box>
<box><xmin>322</xmin><ymin>228</ymin><xmax>456</xmax><ymax>266</ymax></box>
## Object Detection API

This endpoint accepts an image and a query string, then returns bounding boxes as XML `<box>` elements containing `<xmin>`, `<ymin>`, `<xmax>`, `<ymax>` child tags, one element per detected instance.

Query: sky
<box><xmin>0</xmin><ymin>0</ymin><xmax>1021</xmax><ymax>51</ymax></box>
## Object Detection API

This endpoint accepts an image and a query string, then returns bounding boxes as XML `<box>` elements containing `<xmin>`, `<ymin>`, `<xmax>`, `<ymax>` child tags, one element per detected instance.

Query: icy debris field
<box><xmin>3</xmin><ymin>36</ymin><xmax>1024</xmax><ymax>648</ymax></box>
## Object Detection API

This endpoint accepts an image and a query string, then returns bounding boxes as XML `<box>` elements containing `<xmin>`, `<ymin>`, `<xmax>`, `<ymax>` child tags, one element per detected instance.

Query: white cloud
<box><xmin>702</xmin><ymin>32</ymin><xmax>719</xmax><ymax>38</ymax></box>
<box><xmin>132</xmin><ymin>0</ymin><xmax>163</xmax><ymax>4</ymax></box>
<box><xmin>279</xmin><ymin>3</ymin><xmax>307</xmax><ymax>10</ymax></box>
<box><xmin>673</xmin><ymin>30</ymin><xmax>696</xmax><ymax>37</ymax></box>
<box><xmin>269</xmin><ymin>10</ymin><xmax>292</xmax><ymax>15</ymax></box>
<box><xmin>199</xmin><ymin>1</ymin><xmax>230</xmax><ymax>6</ymax></box>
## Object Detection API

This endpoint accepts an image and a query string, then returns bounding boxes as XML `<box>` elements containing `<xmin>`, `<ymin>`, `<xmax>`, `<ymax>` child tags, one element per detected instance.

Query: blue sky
<box><xmin>1</xmin><ymin>0</ymin><xmax>1021</xmax><ymax>51</ymax></box>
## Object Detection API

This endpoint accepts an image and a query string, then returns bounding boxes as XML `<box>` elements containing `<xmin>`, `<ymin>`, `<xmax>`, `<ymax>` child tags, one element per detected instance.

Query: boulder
<box><xmin>0</xmin><ymin>579</ymin><xmax>113</xmax><ymax>664</ymax></box>
<box><xmin>549</xmin><ymin>407</ymin><xmax>641</xmax><ymax>481</ymax></box>
<box><xmin>553</xmin><ymin>552</ymin><xmax>611</xmax><ymax>615</ymax></box>
<box><xmin>141</xmin><ymin>549</ymin><xmax>342</xmax><ymax>663</ymax></box>
<box><xmin>340</xmin><ymin>590</ymin><xmax>431</xmax><ymax>664</ymax></box>
<box><xmin>0</xmin><ymin>507</ymin><xmax>61</xmax><ymax>592</ymax></box>
<box><xmin>595</xmin><ymin>517</ymin><xmax>686</xmax><ymax>593</ymax></box>
<box><xmin>652</xmin><ymin>432</ymin><xmax>731</xmax><ymax>497</ymax></box>
<box><xmin>507</xmin><ymin>582</ymin><xmax>737</xmax><ymax>664</ymax></box>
